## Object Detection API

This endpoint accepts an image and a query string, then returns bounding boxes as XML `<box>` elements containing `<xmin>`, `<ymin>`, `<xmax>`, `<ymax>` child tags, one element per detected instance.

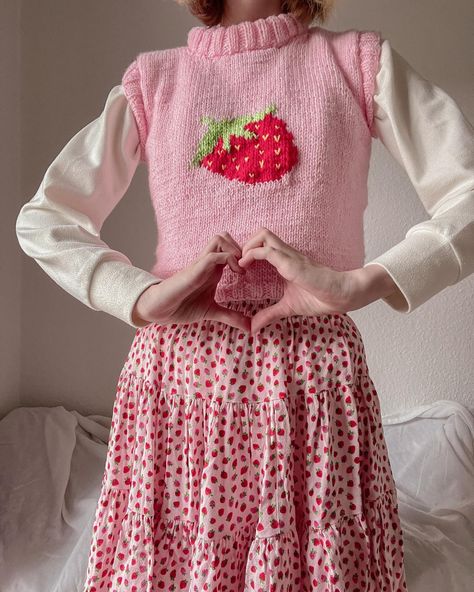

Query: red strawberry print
<box><xmin>190</xmin><ymin>104</ymin><xmax>298</xmax><ymax>184</ymax></box>
<box><xmin>82</xmin><ymin>297</ymin><xmax>407</xmax><ymax>592</ymax></box>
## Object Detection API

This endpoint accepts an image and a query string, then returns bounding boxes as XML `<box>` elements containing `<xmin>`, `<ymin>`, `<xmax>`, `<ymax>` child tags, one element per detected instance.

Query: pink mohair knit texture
<box><xmin>121</xmin><ymin>13</ymin><xmax>382</xmax><ymax>303</ymax></box>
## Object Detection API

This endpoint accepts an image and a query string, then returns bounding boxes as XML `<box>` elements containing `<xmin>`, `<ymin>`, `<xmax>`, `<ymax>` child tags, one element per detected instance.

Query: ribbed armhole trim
<box><xmin>357</xmin><ymin>30</ymin><xmax>382</xmax><ymax>138</ymax></box>
<box><xmin>121</xmin><ymin>58</ymin><xmax>148</xmax><ymax>163</ymax></box>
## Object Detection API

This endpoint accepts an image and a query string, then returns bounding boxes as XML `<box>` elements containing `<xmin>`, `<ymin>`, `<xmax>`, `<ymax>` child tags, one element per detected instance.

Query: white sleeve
<box><xmin>15</xmin><ymin>84</ymin><xmax>163</xmax><ymax>328</ymax></box>
<box><xmin>363</xmin><ymin>38</ymin><xmax>474</xmax><ymax>313</ymax></box>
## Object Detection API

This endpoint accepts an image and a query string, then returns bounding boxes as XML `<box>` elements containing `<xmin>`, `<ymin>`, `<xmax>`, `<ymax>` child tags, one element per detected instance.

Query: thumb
<box><xmin>250</xmin><ymin>300</ymin><xmax>287</xmax><ymax>335</ymax></box>
<box><xmin>206</xmin><ymin>303</ymin><xmax>251</xmax><ymax>332</ymax></box>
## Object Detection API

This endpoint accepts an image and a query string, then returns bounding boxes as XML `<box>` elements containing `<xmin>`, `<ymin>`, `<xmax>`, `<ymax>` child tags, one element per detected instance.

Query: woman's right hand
<box><xmin>132</xmin><ymin>232</ymin><xmax>252</xmax><ymax>332</ymax></box>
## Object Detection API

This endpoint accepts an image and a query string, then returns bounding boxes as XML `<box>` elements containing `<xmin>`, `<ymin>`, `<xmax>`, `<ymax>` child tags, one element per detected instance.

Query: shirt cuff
<box><xmin>89</xmin><ymin>259</ymin><xmax>162</xmax><ymax>328</ymax></box>
<box><xmin>364</xmin><ymin>230</ymin><xmax>461</xmax><ymax>313</ymax></box>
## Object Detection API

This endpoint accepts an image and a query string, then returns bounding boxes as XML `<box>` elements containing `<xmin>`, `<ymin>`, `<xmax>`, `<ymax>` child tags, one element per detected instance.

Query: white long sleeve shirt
<box><xmin>15</xmin><ymin>38</ymin><xmax>474</xmax><ymax>327</ymax></box>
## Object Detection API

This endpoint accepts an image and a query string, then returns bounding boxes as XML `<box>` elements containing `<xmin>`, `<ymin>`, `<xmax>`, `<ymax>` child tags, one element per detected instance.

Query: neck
<box><xmin>220</xmin><ymin>0</ymin><xmax>283</xmax><ymax>27</ymax></box>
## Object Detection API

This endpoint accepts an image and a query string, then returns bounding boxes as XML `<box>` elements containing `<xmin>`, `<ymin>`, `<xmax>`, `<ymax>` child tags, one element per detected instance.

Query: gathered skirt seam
<box><xmin>99</xmin><ymin>482</ymin><xmax>398</xmax><ymax>540</ymax></box>
<box><xmin>119</xmin><ymin>371</ymin><xmax>374</xmax><ymax>402</ymax></box>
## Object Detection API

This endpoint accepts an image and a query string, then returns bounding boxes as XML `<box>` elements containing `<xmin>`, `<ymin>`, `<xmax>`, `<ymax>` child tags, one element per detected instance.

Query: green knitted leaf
<box><xmin>190</xmin><ymin>104</ymin><xmax>277</xmax><ymax>168</ymax></box>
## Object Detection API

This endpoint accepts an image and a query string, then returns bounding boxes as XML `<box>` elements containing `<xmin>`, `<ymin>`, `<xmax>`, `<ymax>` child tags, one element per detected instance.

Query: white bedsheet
<box><xmin>0</xmin><ymin>399</ymin><xmax>472</xmax><ymax>592</ymax></box>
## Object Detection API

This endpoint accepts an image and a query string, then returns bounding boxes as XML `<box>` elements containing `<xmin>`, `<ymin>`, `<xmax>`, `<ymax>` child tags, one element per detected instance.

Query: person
<box><xmin>15</xmin><ymin>0</ymin><xmax>474</xmax><ymax>590</ymax></box>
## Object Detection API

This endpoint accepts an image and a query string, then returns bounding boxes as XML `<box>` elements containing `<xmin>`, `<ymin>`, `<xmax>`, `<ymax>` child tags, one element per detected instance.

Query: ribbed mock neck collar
<box><xmin>187</xmin><ymin>12</ymin><xmax>309</xmax><ymax>58</ymax></box>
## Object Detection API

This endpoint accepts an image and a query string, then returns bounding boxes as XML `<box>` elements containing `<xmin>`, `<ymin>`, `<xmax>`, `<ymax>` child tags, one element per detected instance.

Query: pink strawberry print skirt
<box><xmin>82</xmin><ymin>298</ymin><xmax>408</xmax><ymax>592</ymax></box>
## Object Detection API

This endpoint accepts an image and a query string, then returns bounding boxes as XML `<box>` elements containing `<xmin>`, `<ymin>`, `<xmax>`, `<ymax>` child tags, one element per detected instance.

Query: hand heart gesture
<box><xmin>133</xmin><ymin>227</ymin><xmax>357</xmax><ymax>334</ymax></box>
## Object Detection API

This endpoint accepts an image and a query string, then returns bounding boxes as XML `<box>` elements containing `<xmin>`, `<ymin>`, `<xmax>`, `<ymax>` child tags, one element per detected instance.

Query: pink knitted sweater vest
<box><xmin>121</xmin><ymin>12</ymin><xmax>382</xmax><ymax>303</ymax></box>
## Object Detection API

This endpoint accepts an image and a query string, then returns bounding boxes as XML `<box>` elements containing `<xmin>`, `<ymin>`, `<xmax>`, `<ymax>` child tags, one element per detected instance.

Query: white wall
<box><xmin>340</xmin><ymin>1</ymin><xmax>474</xmax><ymax>414</ymax></box>
<box><xmin>0</xmin><ymin>0</ymin><xmax>21</xmax><ymax>418</ymax></box>
<box><xmin>7</xmin><ymin>0</ymin><xmax>473</xmax><ymax>420</ymax></box>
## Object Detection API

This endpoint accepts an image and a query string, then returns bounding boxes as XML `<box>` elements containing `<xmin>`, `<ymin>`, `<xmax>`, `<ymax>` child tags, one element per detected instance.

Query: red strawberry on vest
<box><xmin>190</xmin><ymin>103</ymin><xmax>298</xmax><ymax>184</ymax></box>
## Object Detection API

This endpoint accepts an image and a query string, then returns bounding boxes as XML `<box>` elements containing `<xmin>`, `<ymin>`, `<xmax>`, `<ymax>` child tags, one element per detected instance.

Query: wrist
<box><xmin>131</xmin><ymin>303</ymin><xmax>149</xmax><ymax>327</ymax></box>
<box><xmin>132</xmin><ymin>282</ymin><xmax>160</xmax><ymax>327</ymax></box>
<box><xmin>357</xmin><ymin>263</ymin><xmax>402</xmax><ymax>301</ymax></box>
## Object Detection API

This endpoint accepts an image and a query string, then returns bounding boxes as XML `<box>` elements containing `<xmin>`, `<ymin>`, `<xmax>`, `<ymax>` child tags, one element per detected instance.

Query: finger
<box><xmin>239</xmin><ymin>246</ymin><xmax>299</xmax><ymax>284</ymax></box>
<box><xmin>211</xmin><ymin>251</ymin><xmax>245</xmax><ymax>275</ymax></box>
<box><xmin>217</xmin><ymin>231</ymin><xmax>242</xmax><ymax>254</ymax></box>
<box><xmin>239</xmin><ymin>245</ymin><xmax>281</xmax><ymax>269</ymax></box>
<box><xmin>206</xmin><ymin>303</ymin><xmax>252</xmax><ymax>332</ymax></box>
<box><xmin>200</xmin><ymin>232</ymin><xmax>242</xmax><ymax>261</ymax></box>
<box><xmin>226</xmin><ymin>254</ymin><xmax>246</xmax><ymax>274</ymax></box>
<box><xmin>250</xmin><ymin>300</ymin><xmax>287</xmax><ymax>335</ymax></box>
<box><xmin>241</xmin><ymin>227</ymin><xmax>283</xmax><ymax>257</ymax></box>
<box><xmin>197</xmin><ymin>251</ymin><xmax>245</xmax><ymax>277</ymax></box>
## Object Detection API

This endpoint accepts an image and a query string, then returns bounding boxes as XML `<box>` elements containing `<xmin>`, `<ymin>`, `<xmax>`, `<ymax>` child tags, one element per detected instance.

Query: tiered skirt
<box><xmin>83</xmin><ymin>298</ymin><xmax>408</xmax><ymax>591</ymax></box>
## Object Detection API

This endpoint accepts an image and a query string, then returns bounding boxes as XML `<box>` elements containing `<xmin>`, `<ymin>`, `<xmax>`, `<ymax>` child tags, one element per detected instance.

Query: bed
<box><xmin>0</xmin><ymin>399</ymin><xmax>473</xmax><ymax>591</ymax></box>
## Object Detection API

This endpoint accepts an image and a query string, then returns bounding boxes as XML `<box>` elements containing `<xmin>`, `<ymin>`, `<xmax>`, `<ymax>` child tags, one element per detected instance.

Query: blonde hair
<box><xmin>174</xmin><ymin>0</ymin><xmax>335</xmax><ymax>27</ymax></box>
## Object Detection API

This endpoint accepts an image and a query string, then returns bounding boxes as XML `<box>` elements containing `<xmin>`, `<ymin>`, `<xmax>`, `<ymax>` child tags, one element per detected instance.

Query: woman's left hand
<box><xmin>238</xmin><ymin>227</ymin><xmax>378</xmax><ymax>335</ymax></box>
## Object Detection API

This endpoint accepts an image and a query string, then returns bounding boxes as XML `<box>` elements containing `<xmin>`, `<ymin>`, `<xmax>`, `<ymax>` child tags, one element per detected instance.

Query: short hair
<box><xmin>175</xmin><ymin>0</ymin><xmax>335</xmax><ymax>27</ymax></box>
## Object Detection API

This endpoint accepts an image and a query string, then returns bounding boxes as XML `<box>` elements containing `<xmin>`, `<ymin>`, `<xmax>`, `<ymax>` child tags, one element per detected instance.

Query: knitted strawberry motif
<box><xmin>190</xmin><ymin>103</ymin><xmax>298</xmax><ymax>184</ymax></box>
